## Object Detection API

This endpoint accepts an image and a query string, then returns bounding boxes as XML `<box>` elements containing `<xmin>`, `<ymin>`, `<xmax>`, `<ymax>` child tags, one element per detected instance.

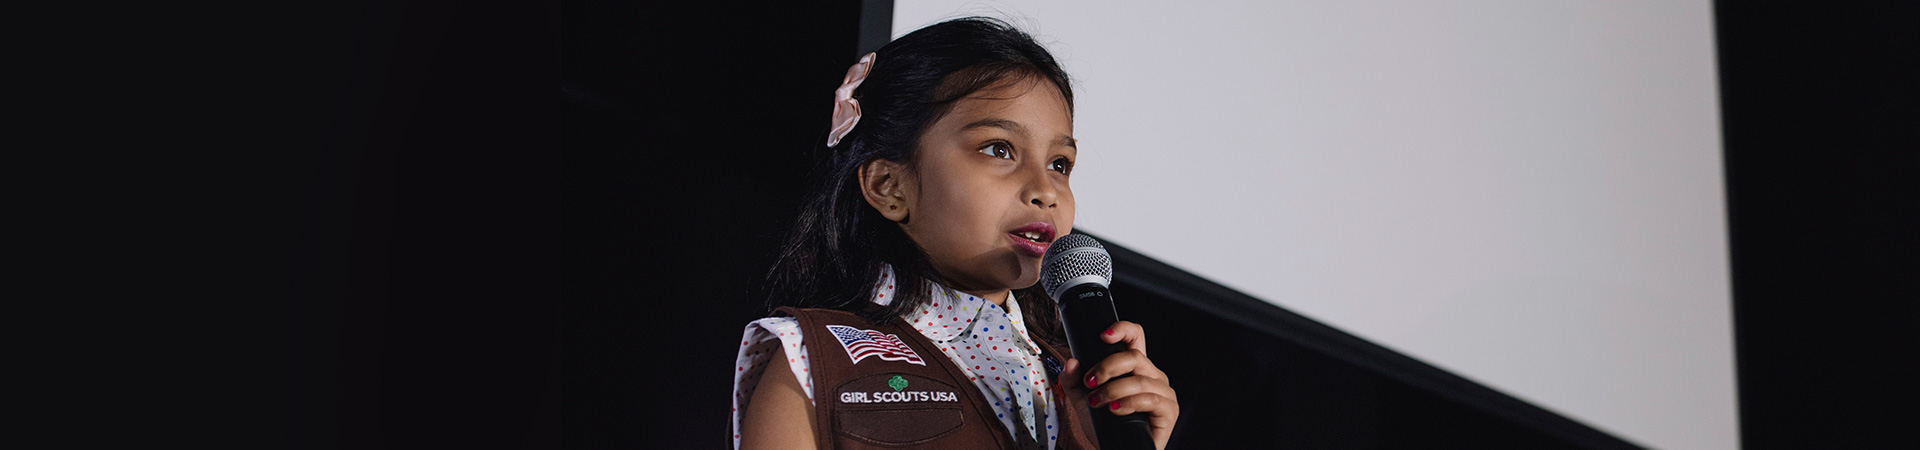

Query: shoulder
<box><xmin>730</xmin><ymin>308</ymin><xmax>883</xmax><ymax>398</ymax></box>
<box><xmin>734</xmin><ymin>308</ymin><xmax>866</xmax><ymax>365</ymax></box>
<box><xmin>734</xmin><ymin>316</ymin><xmax>823</xmax><ymax>450</ymax></box>
<box><xmin>737</xmin><ymin>316</ymin><xmax>809</xmax><ymax>385</ymax></box>
<box><xmin>730</xmin><ymin>315</ymin><xmax>821</xmax><ymax>448</ymax></box>
<box><xmin>739</xmin><ymin>308</ymin><xmax>854</xmax><ymax>345</ymax></box>
<box><xmin>732</xmin><ymin>314</ymin><xmax>819</xmax><ymax>401</ymax></box>
<box><xmin>741</xmin><ymin>317</ymin><xmax>802</xmax><ymax>340</ymax></box>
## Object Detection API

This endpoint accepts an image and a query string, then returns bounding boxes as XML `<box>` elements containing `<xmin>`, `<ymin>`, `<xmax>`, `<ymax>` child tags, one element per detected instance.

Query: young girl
<box><xmin>731</xmin><ymin>18</ymin><xmax>1179</xmax><ymax>450</ymax></box>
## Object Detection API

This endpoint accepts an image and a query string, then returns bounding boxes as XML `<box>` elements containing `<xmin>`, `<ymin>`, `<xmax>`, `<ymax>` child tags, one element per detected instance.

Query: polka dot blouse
<box><xmin>730</xmin><ymin>265</ymin><xmax>1060</xmax><ymax>449</ymax></box>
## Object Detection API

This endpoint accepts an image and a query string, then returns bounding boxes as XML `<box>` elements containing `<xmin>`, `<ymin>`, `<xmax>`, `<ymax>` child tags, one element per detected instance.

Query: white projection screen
<box><xmin>895</xmin><ymin>2</ymin><xmax>1735</xmax><ymax>449</ymax></box>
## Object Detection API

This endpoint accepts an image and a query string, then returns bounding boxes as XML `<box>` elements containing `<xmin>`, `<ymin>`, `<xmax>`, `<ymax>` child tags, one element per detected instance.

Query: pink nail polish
<box><xmin>1085</xmin><ymin>374</ymin><xmax>1098</xmax><ymax>388</ymax></box>
<box><xmin>1109</xmin><ymin>401</ymin><xmax>1120</xmax><ymax>410</ymax></box>
<box><xmin>1104</xmin><ymin>329</ymin><xmax>1113</xmax><ymax>336</ymax></box>
<box><xmin>1088</xmin><ymin>394</ymin><xmax>1099</xmax><ymax>406</ymax></box>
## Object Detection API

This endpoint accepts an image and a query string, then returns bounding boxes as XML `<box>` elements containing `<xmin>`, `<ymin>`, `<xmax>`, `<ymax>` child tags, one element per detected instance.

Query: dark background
<box><xmin>271</xmin><ymin>0</ymin><xmax>1912</xmax><ymax>448</ymax></box>
<box><xmin>1715</xmin><ymin>1</ymin><xmax>1916</xmax><ymax>448</ymax></box>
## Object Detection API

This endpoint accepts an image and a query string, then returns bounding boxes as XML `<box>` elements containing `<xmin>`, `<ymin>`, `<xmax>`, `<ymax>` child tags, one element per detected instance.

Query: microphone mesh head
<box><xmin>1040</xmin><ymin>234</ymin><xmax>1113</xmax><ymax>299</ymax></box>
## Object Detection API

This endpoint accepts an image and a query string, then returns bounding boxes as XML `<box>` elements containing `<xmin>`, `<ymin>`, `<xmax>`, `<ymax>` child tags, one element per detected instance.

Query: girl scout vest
<box><xmin>778</xmin><ymin>306</ymin><xmax>1101</xmax><ymax>450</ymax></box>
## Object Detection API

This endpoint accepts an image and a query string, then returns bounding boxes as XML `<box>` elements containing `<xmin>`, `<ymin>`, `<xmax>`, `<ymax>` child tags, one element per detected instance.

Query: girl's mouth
<box><xmin>1008</xmin><ymin>222</ymin><xmax>1057</xmax><ymax>257</ymax></box>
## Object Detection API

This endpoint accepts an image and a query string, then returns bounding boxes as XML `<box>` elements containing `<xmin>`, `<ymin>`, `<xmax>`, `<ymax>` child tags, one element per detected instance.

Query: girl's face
<box><xmin>899</xmin><ymin>78</ymin><xmax>1077</xmax><ymax>300</ymax></box>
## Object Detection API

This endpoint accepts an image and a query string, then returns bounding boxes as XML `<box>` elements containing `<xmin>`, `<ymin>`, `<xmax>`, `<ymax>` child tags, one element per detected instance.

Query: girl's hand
<box><xmin>1059</xmin><ymin>321</ymin><xmax>1178</xmax><ymax>450</ymax></box>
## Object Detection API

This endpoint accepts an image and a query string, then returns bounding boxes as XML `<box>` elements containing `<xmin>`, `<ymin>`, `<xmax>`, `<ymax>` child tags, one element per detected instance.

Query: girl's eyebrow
<box><xmin>962</xmin><ymin>117</ymin><xmax>1077</xmax><ymax>149</ymax></box>
<box><xmin>961</xmin><ymin>118</ymin><xmax>1027</xmax><ymax>135</ymax></box>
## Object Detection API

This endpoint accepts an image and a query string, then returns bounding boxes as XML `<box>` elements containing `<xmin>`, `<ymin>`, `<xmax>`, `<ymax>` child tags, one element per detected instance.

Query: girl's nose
<box><xmin>1025</xmin><ymin>170</ymin><xmax>1060</xmax><ymax>209</ymax></box>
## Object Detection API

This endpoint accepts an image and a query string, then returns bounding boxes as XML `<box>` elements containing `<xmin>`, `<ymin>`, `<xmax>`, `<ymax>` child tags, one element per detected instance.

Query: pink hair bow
<box><xmin>826</xmin><ymin>52</ymin><xmax>876</xmax><ymax>148</ymax></box>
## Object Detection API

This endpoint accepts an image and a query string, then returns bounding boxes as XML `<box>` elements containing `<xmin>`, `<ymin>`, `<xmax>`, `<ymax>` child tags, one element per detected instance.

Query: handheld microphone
<box><xmin>1041</xmin><ymin>234</ymin><xmax>1156</xmax><ymax>450</ymax></box>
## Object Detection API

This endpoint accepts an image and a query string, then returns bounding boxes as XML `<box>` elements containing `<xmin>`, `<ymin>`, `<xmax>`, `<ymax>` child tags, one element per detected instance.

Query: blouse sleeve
<box><xmin>729</xmin><ymin>317</ymin><xmax>814</xmax><ymax>448</ymax></box>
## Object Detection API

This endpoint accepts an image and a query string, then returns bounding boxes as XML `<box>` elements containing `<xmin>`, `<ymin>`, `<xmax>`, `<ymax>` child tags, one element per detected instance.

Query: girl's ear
<box><xmin>857</xmin><ymin>158</ymin><xmax>914</xmax><ymax>223</ymax></box>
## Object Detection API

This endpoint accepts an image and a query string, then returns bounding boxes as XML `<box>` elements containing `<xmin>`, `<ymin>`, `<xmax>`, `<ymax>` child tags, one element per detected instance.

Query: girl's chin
<box><xmin>1009</xmin><ymin>270</ymin><xmax>1041</xmax><ymax>291</ymax></box>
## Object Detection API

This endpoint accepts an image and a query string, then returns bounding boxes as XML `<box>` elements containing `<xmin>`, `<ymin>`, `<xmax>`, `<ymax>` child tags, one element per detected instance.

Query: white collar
<box><xmin>869</xmin><ymin>264</ymin><xmax>1042</xmax><ymax>354</ymax></box>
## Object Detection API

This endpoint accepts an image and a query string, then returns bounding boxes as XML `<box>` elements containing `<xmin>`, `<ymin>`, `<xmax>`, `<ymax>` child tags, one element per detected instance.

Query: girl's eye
<box><xmin>1049</xmin><ymin>157</ymin><xmax>1074</xmax><ymax>175</ymax></box>
<box><xmin>978</xmin><ymin>142</ymin><xmax>1013</xmax><ymax>160</ymax></box>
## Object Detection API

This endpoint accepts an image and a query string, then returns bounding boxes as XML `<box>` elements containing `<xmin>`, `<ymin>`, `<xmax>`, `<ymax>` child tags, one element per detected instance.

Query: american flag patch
<box><xmin>826</xmin><ymin>325</ymin><xmax>925</xmax><ymax>366</ymax></box>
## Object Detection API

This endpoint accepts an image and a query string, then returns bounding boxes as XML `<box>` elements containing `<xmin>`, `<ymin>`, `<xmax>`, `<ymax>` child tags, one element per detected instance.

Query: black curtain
<box><xmin>561</xmin><ymin>1</ymin><xmax>865</xmax><ymax>448</ymax></box>
<box><xmin>1717</xmin><ymin>1</ymin><xmax>1916</xmax><ymax>448</ymax></box>
<box><xmin>275</xmin><ymin>1</ymin><xmax>564</xmax><ymax>449</ymax></box>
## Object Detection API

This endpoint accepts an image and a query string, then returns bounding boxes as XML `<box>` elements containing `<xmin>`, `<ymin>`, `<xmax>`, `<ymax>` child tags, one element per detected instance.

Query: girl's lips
<box><xmin>1010</xmin><ymin>233</ymin><xmax>1051</xmax><ymax>256</ymax></box>
<box><xmin>1009</xmin><ymin>221</ymin><xmax>1057</xmax><ymax>257</ymax></box>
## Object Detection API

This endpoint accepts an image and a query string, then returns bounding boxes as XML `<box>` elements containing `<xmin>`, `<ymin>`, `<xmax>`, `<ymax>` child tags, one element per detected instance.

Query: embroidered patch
<box><xmin>838</xmin><ymin>374</ymin><xmax>959</xmax><ymax>404</ymax></box>
<box><xmin>826</xmin><ymin>325</ymin><xmax>926</xmax><ymax>365</ymax></box>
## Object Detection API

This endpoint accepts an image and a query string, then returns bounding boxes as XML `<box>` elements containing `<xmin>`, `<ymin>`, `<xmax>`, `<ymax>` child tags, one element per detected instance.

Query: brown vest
<box><xmin>778</xmin><ymin>306</ymin><xmax>1100</xmax><ymax>450</ymax></box>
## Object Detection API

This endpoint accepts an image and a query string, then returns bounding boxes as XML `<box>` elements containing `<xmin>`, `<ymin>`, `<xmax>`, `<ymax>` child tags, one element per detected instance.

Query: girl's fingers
<box><xmin>1100</xmin><ymin>321</ymin><xmax>1147</xmax><ymax>353</ymax></box>
<box><xmin>1102</xmin><ymin>391</ymin><xmax>1176</xmax><ymax>417</ymax></box>
<box><xmin>1084</xmin><ymin>373</ymin><xmax>1175</xmax><ymax>409</ymax></box>
<box><xmin>1100</xmin><ymin>392</ymin><xmax>1179</xmax><ymax>449</ymax></box>
<box><xmin>1083</xmin><ymin>348</ymin><xmax>1167</xmax><ymax>389</ymax></box>
<box><xmin>1067</xmin><ymin>322</ymin><xmax>1178</xmax><ymax>450</ymax></box>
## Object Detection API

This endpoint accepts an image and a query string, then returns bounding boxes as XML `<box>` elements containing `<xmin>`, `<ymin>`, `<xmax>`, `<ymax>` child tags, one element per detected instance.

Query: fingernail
<box><xmin>1087</xmin><ymin>394</ymin><xmax>1099</xmax><ymax>406</ymax></box>
<box><xmin>1085</xmin><ymin>374</ymin><xmax>1098</xmax><ymax>388</ymax></box>
<box><xmin>1104</xmin><ymin>329</ymin><xmax>1114</xmax><ymax>336</ymax></box>
<box><xmin>1109</xmin><ymin>401</ymin><xmax>1120</xmax><ymax>410</ymax></box>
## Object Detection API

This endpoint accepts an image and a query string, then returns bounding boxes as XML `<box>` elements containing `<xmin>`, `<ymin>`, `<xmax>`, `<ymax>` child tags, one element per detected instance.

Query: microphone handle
<box><xmin>1057</xmin><ymin>283</ymin><xmax>1156</xmax><ymax>450</ymax></box>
